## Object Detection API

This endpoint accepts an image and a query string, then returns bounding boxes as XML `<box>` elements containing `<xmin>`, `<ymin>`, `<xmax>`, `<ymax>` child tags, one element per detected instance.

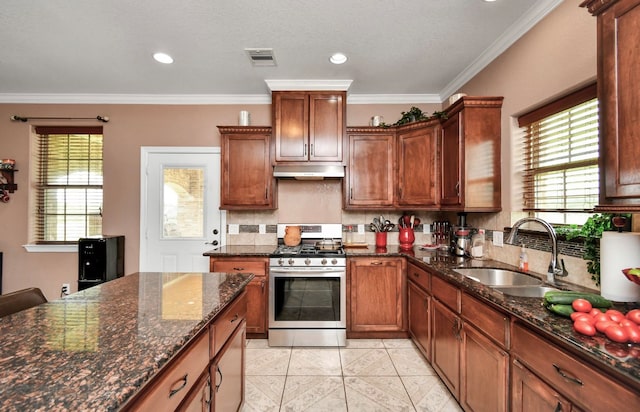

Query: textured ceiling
<box><xmin>0</xmin><ymin>0</ymin><xmax>563</xmax><ymax>103</ymax></box>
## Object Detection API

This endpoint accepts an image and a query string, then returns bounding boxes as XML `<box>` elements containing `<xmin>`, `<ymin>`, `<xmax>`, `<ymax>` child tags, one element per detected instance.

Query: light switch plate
<box><xmin>228</xmin><ymin>224</ymin><xmax>239</xmax><ymax>235</ymax></box>
<box><xmin>493</xmin><ymin>230</ymin><xmax>503</xmax><ymax>247</ymax></box>
<box><xmin>259</xmin><ymin>224</ymin><xmax>266</xmax><ymax>234</ymax></box>
<box><xmin>357</xmin><ymin>224</ymin><xmax>365</xmax><ymax>234</ymax></box>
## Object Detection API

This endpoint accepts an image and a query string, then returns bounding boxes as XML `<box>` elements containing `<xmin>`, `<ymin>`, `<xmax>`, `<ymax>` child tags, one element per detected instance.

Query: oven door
<box><xmin>268</xmin><ymin>268</ymin><xmax>346</xmax><ymax>329</ymax></box>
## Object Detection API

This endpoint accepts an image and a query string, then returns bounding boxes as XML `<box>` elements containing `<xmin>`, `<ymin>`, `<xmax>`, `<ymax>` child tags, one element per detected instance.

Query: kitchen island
<box><xmin>0</xmin><ymin>271</ymin><xmax>253</xmax><ymax>411</ymax></box>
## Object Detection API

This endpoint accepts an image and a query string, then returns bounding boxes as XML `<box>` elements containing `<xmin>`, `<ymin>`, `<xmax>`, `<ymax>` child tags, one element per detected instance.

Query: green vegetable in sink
<box><xmin>543</xmin><ymin>291</ymin><xmax>612</xmax><ymax>308</ymax></box>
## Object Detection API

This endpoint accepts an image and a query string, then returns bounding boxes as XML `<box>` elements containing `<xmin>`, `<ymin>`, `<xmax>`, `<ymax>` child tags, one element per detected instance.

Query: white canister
<box><xmin>239</xmin><ymin>110</ymin><xmax>251</xmax><ymax>126</ymax></box>
<box><xmin>371</xmin><ymin>116</ymin><xmax>384</xmax><ymax>126</ymax></box>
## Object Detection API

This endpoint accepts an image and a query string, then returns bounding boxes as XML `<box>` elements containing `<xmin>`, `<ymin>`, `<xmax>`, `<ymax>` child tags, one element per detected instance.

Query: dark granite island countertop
<box><xmin>0</xmin><ymin>271</ymin><xmax>253</xmax><ymax>412</ymax></box>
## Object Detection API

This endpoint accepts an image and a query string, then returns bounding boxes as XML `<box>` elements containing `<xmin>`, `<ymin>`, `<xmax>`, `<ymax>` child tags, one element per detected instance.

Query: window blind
<box><xmin>518</xmin><ymin>84</ymin><xmax>598</xmax><ymax>214</ymax></box>
<box><xmin>34</xmin><ymin>126</ymin><xmax>103</xmax><ymax>243</ymax></box>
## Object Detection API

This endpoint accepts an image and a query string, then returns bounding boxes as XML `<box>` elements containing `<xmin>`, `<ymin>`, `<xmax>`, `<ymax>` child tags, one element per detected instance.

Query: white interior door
<box><xmin>140</xmin><ymin>147</ymin><xmax>225</xmax><ymax>272</ymax></box>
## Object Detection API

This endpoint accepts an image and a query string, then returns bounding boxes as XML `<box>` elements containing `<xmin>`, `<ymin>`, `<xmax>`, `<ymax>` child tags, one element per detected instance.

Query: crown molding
<box><xmin>0</xmin><ymin>93</ymin><xmax>272</xmax><ymax>105</ymax></box>
<box><xmin>347</xmin><ymin>94</ymin><xmax>442</xmax><ymax>104</ymax></box>
<box><xmin>439</xmin><ymin>0</ymin><xmax>564</xmax><ymax>100</ymax></box>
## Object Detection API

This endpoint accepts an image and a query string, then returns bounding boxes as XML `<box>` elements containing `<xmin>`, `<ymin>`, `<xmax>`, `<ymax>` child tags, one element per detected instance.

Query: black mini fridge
<box><xmin>78</xmin><ymin>235</ymin><xmax>124</xmax><ymax>291</ymax></box>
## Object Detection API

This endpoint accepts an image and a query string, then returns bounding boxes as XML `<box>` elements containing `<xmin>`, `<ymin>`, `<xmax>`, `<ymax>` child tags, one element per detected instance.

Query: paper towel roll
<box><xmin>600</xmin><ymin>232</ymin><xmax>640</xmax><ymax>302</ymax></box>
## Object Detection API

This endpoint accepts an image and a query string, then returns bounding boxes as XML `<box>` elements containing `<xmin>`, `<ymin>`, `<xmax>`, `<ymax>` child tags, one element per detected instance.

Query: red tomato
<box><xmin>605</xmin><ymin>309</ymin><xmax>626</xmax><ymax>323</ymax></box>
<box><xmin>620</xmin><ymin>319</ymin><xmax>636</xmax><ymax>328</ymax></box>
<box><xmin>627</xmin><ymin>309</ymin><xmax>640</xmax><ymax>325</ymax></box>
<box><xmin>595</xmin><ymin>320</ymin><xmax>618</xmax><ymax>334</ymax></box>
<box><xmin>594</xmin><ymin>313</ymin><xmax>612</xmax><ymax>324</ymax></box>
<box><xmin>574</xmin><ymin>315</ymin><xmax>596</xmax><ymax>326</ymax></box>
<box><xmin>605</xmin><ymin>325</ymin><xmax>630</xmax><ymax>343</ymax></box>
<box><xmin>624</xmin><ymin>324</ymin><xmax>640</xmax><ymax>343</ymax></box>
<box><xmin>590</xmin><ymin>308</ymin><xmax>605</xmax><ymax>317</ymax></box>
<box><xmin>573</xmin><ymin>321</ymin><xmax>596</xmax><ymax>336</ymax></box>
<box><xmin>571</xmin><ymin>312</ymin><xmax>592</xmax><ymax>322</ymax></box>
<box><xmin>572</xmin><ymin>299</ymin><xmax>592</xmax><ymax>313</ymax></box>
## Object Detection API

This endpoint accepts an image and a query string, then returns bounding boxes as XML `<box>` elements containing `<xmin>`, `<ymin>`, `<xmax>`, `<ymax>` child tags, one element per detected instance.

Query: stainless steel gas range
<box><xmin>268</xmin><ymin>223</ymin><xmax>346</xmax><ymax>347</ymax></box>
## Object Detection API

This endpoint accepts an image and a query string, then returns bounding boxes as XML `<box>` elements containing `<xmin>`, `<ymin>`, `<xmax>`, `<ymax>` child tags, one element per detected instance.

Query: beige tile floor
<box><xmin>242</xmin><ymin>338</ymin><xmax>463</xmax><ymax>412</ymax></box>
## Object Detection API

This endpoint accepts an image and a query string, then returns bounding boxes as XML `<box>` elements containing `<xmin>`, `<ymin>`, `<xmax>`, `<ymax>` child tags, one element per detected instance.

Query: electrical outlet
<box><xmin>493</xmin><ymin>231</ymin><xmax>504</xmax><ymax>247</ymax></box>
<box><xmin>228</xmin><ymin>224</ymin><xmax>239</xmax><ymax>235</ymax></box>
<box><xmin>259</xmin><ymin>224</ymin><xmax>266</xmax><ymax>234</ymax></box>
<box><xmin>357</xmin><ymin>224</ymin><xmax>365</xmax><ymax>234</ymax></box>
<box><xmin>423</xmin><ymin>224</ymin><xmax>431</xmax><ymax>234</ymax></box>
<box><xmin>61</xmin><ymin>283</ymin><xmax>70</xmax><ymax>296</ymax></box>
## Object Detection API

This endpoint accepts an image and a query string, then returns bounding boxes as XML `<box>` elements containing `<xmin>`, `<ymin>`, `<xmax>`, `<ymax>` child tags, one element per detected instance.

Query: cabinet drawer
<box><xmin>461</xmin><ymin>293</ymin><xmax>509</xmax><ymax>348</ymax></box>
<box><xmin>407</xmin><ymin>262</ymin><xmax>430</xmax><ymax>293</ymax></box>
<box><xmin>211</xmin><ymin>291</ymin><xmax>247</xmax><ymax>357</ymax></box>
<box><xmin>211</xmin><ymin>259</ymin><xmax>267</xmax><ymax>276</ymax></box>
<box><xmin>512</xmin><ymin>322</ymin><xmax>639</xmax><ymax>411</ymax></box>
<box><xmin>432</xmin><ymin>275</ymin><xmax>460</xmax><ymax>313</ymax></box>
<box><xmin>128</xmin><ymin>331</ymin><xmax>209</xmax><ymax>411</ymax></box>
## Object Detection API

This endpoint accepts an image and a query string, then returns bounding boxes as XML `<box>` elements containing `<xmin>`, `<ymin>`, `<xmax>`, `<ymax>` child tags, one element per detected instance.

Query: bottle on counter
<box><xmin>471</xmin><ymin>229</ymin><xmax>485</xmax><ymax>258</ymax></box>
<box><xmin>519</xmin><ymin>244</ymin><xmax>529</xmax><ymax>272</ymax></box>
<box><xmin>346</xmin><ymin>225</ymin><xmax>354</xmax><ymax>245</ymax></box>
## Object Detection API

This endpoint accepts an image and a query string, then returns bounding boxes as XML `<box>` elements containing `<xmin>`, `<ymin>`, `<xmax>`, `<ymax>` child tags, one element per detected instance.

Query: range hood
<box><xmin>272</xmin><ymin>165</ymin><xmax>345</xmax><ymax>180</ymax></box>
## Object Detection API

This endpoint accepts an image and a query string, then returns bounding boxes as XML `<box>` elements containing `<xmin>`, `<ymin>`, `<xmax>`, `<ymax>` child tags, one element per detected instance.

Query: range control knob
<box><xmin>331</xmin><ymin>258</ymin><xmax>338</xmax><ymax>265</ymax></box>
<box><xmin>288</xmin><ymin>258</ymin><xmax>295</xmax><ymax>266</ymax></box>
<box><xmin>305</xmin><ymin>258</ymin><xmax>311</xmax><ymax>266</ymax></box>
<box><xmin>278</xmin><ymin>258</ymin><xmax>284</xmax><ymax>266</ymax></box>
<box><xmin>321</xmin><ymin>258</ymin><xmax>328</xmax><ymax>265</ymax></box>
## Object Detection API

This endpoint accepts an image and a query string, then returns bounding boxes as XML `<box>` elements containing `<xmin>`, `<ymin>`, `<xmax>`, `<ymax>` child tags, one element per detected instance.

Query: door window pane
<box><xmin>163</xmin><ymin>168</ymin><xmax>204</xmax><ymax>238</ymax></box>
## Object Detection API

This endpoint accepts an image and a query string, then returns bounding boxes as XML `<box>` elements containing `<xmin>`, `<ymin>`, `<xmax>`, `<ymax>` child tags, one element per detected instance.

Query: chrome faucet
<box><xmin>505</xmin><ymin>217</ymin><xmax>568</xmax><ymax>282</ymax></box>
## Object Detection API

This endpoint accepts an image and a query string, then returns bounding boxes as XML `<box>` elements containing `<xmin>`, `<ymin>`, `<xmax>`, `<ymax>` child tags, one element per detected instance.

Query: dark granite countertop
<box><xmin>203</xmin><ymin>245</ymin><xmax>274</xmax><ymax>257</ymax></box>
<box><xmin>0</xmin><ymin>272</ymin><xmax>253</xmax><ymax>412</ymax></box>
<box><xmin>206</xmin><ymin>244</ymin><xmax>640</xmax><ymax>389</ymax></box>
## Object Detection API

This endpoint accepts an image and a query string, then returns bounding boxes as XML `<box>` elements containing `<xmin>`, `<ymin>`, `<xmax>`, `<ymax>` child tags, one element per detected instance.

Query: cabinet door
<box><xmin>431</xmin><ymin>299</ymin><xmax>460</xmax><ymax>399</ymax></box>
<box><xmin>273</xmin><ymin>92</ymin><xmax>309</xmax><ymax>162</ymax></box>
<box><xmin>210</xmin><ymin>258</ymin><xmax>267</xmax><ymax>336</ymax></box>
<box><xmin>597</xmin><ymin>0</ymin><xmax>640</xmax><ymax>207</ymax></box>
<box><xmin>511</xmin><ymin>359</ymin><xmax>572</xmax><ymax>412</ymax></box>
<box><xmin>440</xmin><ymin>112</ymin><xmax>462</xmax><ymax>207</ymax></box>
<box><xmin>346</xmin><ymin>132</ymin><xmax>395</xmax><ymax>208</ymax></box>
<box><xmin>212</xmin><ymin>321</ymin><xmax>246</xmax><ymax>412</ymax></box>
<box><xmin>408</xmin><ymin>281</ymin><xmax>431</xmax><ymax>361</ymax></box>
<box><xmin>220</xmin><ymin>131</ymin><xmax>274</xmax><ymax>209</ymax></box>
<box><xmin>348</xmin><ymin>258</ymin><xmax>406</xmax><ymax>332</ymax></box>
<box><xmin>397</xmin><ymin>124</ymin><xmax>439</xmax><ymax>207</ymax></box>
<box><xmin>460</xmin><ymin>323</ymin><xmax>508</xmax><ymax>412</ymax></box>
<box><xmin>309</xmin><ymin>93</ymin><xmax>344</xmax><ymax>162</ymax></box>
<box><xmin>177</xmin><ymin>373</ymin><xmax>211</xmax><ymax>412</ymax></box>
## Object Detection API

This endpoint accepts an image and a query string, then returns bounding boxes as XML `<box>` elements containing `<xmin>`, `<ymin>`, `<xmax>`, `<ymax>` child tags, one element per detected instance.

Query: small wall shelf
<box><xmin>0</xmin><ymin>169</ymin><xmax>18</xmax><ymax>193</ymax></box>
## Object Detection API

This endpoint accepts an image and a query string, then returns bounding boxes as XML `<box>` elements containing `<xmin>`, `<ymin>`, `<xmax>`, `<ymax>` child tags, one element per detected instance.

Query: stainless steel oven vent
<box><xmin>245</xmin><ymin>48</ymin><xmax>277</xmax><ymax>67</ymax></box>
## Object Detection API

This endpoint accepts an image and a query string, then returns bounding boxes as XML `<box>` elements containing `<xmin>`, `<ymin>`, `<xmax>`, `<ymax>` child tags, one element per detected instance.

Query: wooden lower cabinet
<box><xmin>177</xmin><ymin>373</ymin><xmax>212</xmax><ymax>412</ymax></box>
<box><xmin>511</xmin><ymin>358</ymin><xmax>574</xmax><ymax>412</ymax></box>
<box><xmin>210</xmin><ymin>257</ymin><xmax>268</xmax><ymax>337</ymax></box>
<box><xmin>460</xmin><ymin>323</ymin><xmax>509</xmax><ymax>412</ymax></box>
<box><xmin>431</xmin><ymin>298</ymin><xmax>461</xmax><ymax>398</ymax></box>
<box><xmin>212</xmin><ymin>320</ymin><xmax>246</xmax><ymax>412</ymax></box>
<box><xmin>408</xmin><ymin>281</ymin><xmax>431</xmax><ymax>361</ymax></box>
<box><xmin>347</xmin><ymin>257</ymin><xmax>407</xmax><ymax>336</ymax></box>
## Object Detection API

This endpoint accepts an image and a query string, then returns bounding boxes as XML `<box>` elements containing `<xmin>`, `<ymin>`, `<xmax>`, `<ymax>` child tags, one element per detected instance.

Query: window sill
<box><xmin>23</xmin><ymin>244</ymin><xmax>77</xmax><ymax>253</ymax></box>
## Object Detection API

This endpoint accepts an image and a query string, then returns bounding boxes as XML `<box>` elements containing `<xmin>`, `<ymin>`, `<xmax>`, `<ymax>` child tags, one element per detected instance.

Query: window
<box><xmin>34</xmin><ymin>126</ymin><xmax>103</xmax><ymax>243</ymax></box>
<box><xmin>518</xmin><ymin>84</ymin><xmax>598</xmax><ymax>225</ymax></box>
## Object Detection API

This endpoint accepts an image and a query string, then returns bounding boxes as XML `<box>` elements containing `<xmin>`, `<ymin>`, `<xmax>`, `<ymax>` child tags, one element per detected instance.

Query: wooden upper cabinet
<box><xmin>218</xmin><ymin>126</ymin><xmax>275</xmax><ymax>210</ymax></box>
<box><xmin>581</xmin><ymin>0</ymin><xmax>640</xmax><ymax>211</ymax></box>
<box><xmin>272</xmin><ymin>91</ymin><xmax>345</xmax><ymax>163</ymax></box>
<box><xmin>440</xmin><ymin>96</ymin><xmax>503</xmax><ymax>212</ymax></box>
<box><xmin>345</xmin><ymin>128</ymin><xmax>395</xmax><ymax>208</ymax></box>
<box><xmin>397</xmin><ymin>120</ymin><xmax>440</xmax><ymax>208</ymax></box>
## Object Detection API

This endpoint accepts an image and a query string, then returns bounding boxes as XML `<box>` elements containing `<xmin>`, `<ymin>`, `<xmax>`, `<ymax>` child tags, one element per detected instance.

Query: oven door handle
<box><xmin>269</xmin><ymin>269</ymin><xmax>344</xmax><ymax>275</ymax></box>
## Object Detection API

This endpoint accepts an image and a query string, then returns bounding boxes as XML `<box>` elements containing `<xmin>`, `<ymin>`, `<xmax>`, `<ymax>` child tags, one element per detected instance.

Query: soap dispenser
<box><xmin>519</xmin><ymin>244</ymin><xmax>529</xmax><ymax>272</ymax></box>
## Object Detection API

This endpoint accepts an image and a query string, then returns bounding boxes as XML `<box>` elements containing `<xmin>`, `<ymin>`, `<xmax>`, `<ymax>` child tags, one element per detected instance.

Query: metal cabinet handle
<box><xmin>553</xmin><ymin>364</ymin><xmax>583</xmax><ymax>386</ymax></box>
<box><xmin>261</xmin><ymin>280</ymin><xmax>265</xmax><ymax>291</ymax></box>
<box><xmin>370</xmin><ymin>261</ymin><xmax>383</xmax><ymax>265</ymax></box>
<box><xmin>554</xmin><ymin>402</ymin><xmax>563</xmax><ymax>412</ymax></box>
<box><xmin>230</xmin><ymin>313</ymin><xmax>239</xmax><ymax>323</ymax></box>
<box><xmin>310</xmin><ymin>143</ymin><xmax>314</xmax><ymax>156</ymax></box>
<box><xmin>204</xmin><ymin>376</ymin><xmax>212</xmax><ymax>406</ymax></box>
<box><xmin>168</xmin><ymin>373</ymin><xmax>188</xmax><ymax>397</ymax></box>
<box><xmin>215</xmin><ymin>366</ymin><xmax>222</xmax><ymax>393</ymax></box>
<box><xmin>304</xmin><ymin>144</ymin><xmax>307</xmax><ymax>156</ymax></box>
<box><xmin>232</xmin><ymin>267</ymin><xmax>244</xmax><ymax>271</ymax></box>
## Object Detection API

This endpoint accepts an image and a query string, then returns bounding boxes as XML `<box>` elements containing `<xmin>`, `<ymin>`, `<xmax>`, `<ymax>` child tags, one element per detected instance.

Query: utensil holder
<box><xmin>399</xmin><ymin>228</ymin><xmax>415</xmax><ymax>249</ymax></box>
<box><xmin>375</xmin><ymin>231</ymin><xmax>388</xmax><ymax>248</ymax></box>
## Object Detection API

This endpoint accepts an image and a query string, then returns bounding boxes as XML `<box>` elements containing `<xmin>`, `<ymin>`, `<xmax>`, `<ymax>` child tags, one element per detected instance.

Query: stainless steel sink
<box><xmin>454</xmin><ymin>268</ymin><xmax>542</xmax><ymax>286</ymax></box>
<box><xmin>491</xmin><ymin>285</ymin><xmax>560</xmax><ymax>298</ymax></box>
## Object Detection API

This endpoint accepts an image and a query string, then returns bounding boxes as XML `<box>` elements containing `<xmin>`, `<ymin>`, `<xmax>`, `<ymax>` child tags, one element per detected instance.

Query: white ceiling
<box><xmin>0</xmin><ymin>0</ymin><xmax>563</xmax><ymax>104</ymax></box>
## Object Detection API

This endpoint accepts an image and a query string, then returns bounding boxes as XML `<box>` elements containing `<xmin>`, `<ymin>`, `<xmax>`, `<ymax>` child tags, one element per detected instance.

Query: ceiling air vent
<box><xmin>245</xmin><ymin>48</ymin><xmax>277</xmax><ymax>67</ymax></box>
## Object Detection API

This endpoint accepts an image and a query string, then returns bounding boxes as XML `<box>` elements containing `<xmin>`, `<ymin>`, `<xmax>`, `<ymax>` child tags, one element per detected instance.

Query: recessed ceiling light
<box><xmin>153</xmin><ymin>52</ymin><xmax>174</xmax><ymax>64</ymax></box>
<box><xmin>330</xmin><ymin>53</ymin><xmax>348</xmax><ymax>65</ymax></box>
